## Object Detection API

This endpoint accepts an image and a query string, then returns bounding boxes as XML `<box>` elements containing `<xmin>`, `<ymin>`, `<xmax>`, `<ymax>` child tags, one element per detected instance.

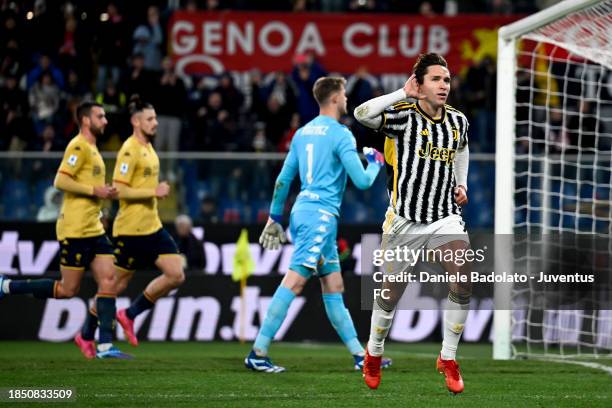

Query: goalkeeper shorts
<box><xmin>289</xmin><ymin>209</ymin><xmax>340</xmax><ymax>279</ymax></box>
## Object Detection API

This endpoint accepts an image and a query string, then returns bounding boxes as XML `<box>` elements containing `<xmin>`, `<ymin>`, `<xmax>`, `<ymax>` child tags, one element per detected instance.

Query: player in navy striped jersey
<box><xmin>354</xmin><ymin>53</ymin><xmax>471</xmax><ymax>393</ymax></box>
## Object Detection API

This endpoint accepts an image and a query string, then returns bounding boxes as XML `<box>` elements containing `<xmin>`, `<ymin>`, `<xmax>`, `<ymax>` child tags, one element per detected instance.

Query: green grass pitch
<box><xmin>0</xmin><ymin>342</ymin><xmax>610</xmax><ymax>407</ymax></box>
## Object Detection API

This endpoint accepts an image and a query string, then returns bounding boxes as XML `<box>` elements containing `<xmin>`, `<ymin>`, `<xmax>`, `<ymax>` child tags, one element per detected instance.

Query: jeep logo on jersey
<box><xmin>417</xmin><ymin>141</ymin><xmax>456</xmax><ymax>165</ymax></box>
<box><xmin>144</xmin><ymin>167</ymin><xmax>152</xmax><ymax>177</ymax></box>
<box><xmin>93</xmin><ymin>166</ymin><xmax>101</xmax><ymax>176</ymax></box>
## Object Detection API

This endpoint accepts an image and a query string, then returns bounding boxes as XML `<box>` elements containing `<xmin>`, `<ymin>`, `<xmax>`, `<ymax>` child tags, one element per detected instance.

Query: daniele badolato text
<box><xmin>371</xmin><ymin>271</ymin><xmax>595</xmax><ymax>284</ymax></box>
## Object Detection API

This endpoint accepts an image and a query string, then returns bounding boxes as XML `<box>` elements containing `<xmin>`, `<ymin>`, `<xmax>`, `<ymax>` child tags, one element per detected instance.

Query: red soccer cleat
<box><xmin>436</xmin><ymin>354</ymin><xmax>464</xmax><ymax>394</ymax></box>
<box><xmin>74</xmin><ymin>333</ymin><xmax>96</xmax><ymax>359</ymax></box>
<box><xmin>117</xmin><ymin>309</ymin><xmax>138</xmax><ymax>346</ymax></box>
<box><xmin>362</xmin><ymin>348</ymin><xmax>382</xmax><ymax>390</ymax></box>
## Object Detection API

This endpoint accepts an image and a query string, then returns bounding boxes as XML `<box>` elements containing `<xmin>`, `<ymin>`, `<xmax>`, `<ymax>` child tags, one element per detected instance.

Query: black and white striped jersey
<box><xmin>380</xmin><ymin>101</ymin><xmax>469</xmax><ymax>224</ymax></box>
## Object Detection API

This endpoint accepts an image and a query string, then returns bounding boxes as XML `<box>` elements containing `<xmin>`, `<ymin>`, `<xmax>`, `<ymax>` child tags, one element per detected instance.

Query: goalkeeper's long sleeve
<box><xmin>114</xmin><ymin>183</ymin><xmax>156</xmax><ymax>200</ymax></box>
<box><xmin>269</xmin><ymin>147</ymin><xmax>298</xmax><ymax>219</ymax></box>
<box><xmin>54</xmin><ymin>172</ymin><xmax>94</xmax><ymax>196</ymax></box>
<box><xmin>340</xmin><ymin>151</ymin><xmax>381</xmax><ymax>190</ymax></box>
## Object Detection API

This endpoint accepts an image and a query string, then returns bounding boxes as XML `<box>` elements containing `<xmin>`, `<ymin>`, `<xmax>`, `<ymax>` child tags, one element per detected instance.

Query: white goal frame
<box><xmin>493</xmin><ymin>0</ymin><xmax>608</xmax><ymax>360</ymax></box>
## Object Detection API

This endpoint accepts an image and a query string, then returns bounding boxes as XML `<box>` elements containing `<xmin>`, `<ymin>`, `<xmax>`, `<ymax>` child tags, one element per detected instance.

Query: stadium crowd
<box><xmin>0</xmin><ymin>0</ymin><xmax>552</xmax><ymax>224</ymax></box>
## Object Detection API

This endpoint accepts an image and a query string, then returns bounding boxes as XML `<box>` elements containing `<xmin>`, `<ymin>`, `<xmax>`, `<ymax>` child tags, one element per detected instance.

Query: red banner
<box><xmin>169</xmin><ymin>11</ymin><xmax>520</xmax><ymax>75</ymax></box>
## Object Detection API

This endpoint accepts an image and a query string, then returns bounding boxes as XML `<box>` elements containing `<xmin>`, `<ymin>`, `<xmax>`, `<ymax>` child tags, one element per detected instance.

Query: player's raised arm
<box><xmin>353</xmin><ymin>75</ymin><xmax>421</xmax><ymax>129</ymax></box>
<box><xmin>336</xmin><ymin>130</ymin><xmax>383</xmax><ymax>189</ymax></box>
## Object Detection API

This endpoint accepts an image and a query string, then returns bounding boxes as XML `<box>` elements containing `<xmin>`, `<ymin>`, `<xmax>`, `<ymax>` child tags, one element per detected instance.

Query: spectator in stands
<box><xmin>291</xmin><ymin>52</ymin><xmax>326</xmax><ymax>123</ymax></box>
<box><xmin>36</xmin><ymin>186</ymin><xmax>62</xmax><ymax>222</ymax></box>
<box><xmin>214</xmin><ymin>72</ymin><xmax>244</xmax><ymax>116</ymax></box>
<box><xmin>96</xmin><ymin>80</ymin><xmax>126</xmax><ymax>144</ymax></box>
<box><xmin>156</xmin><ymin>57</ymin><xmax>187</xmax><ymax>178</ymax></box>
<box><xmin>57</xmin><ymin>14</ymin><xmax>77</xmax><ymax>71</ymax></box>
<box><xmin>63</xmin><ymin>69</ymin><xmax>89</xmax><ymax>100</ymax></box>
<box><xmin>346</xmin><ymin>66</ymin><xmax>378</xmax><ymax>115</ymax></box>
<box><xmin>28</xmin><ymin>72</ymin><xmax>60</xmax><ymax>133</ymax></box>
<box><xmin>34</xmin><ymin>123</ymin><xmax>64</xmax><ymax>152</ymax></box>
<box><xmin>27</xmin><ymin>54</ymin><xmax>64</xmax><ymax>90</ymax></box>
<box><xmin>320</xmin><ymin>0</ymin><xmax>346</xmax><ymax>11</ymax></box>
<box><xmin>195</xmin><ymin>91</ymin><xmax>236</xmax><ymax>150</ymax></box>
<box><xmin>419</xmin><ymin>1</ymin><xmax>437</xmax><ymax>17</ymax></box>
<box><xmin>200</xmin><ymin>196</ymin><xmax>219</xmax><ymax>223</ymax></box>
<box><xmin>0</xmin><ymin>11</ymin><xmax>21</xmax><ymax>48</ymax></box>
<box><xmin>278</xmin><ymin>113</ymin><xmax>300</xmax><ymax>152</ymax></box>
<box><xmin>262</xmin><ymin>94</ymin><xmax>292</xmax><ymax>147</ymax></box>
<box><xmin>0</xmin><ymin>74</ymin><xmax>31</xmax><ymax>151</ymax></box>
<box><xmin>446</xmin><ymin>75</ymin><xmax>467</xmax><ymax>113</ymax></box>
<box><xmin>133</xmin><ymin>6</ymin><xmax>163</xmax><ymax>72</ymax></box>
<box><xmin>264</xmin><ymin>71</ymin><xmax>297</xmax><ymax>117</ymax></box>
<box><xmin>0</xmin><ymin>38</ymin><xmax>23</xmax><ymax>80</ymax></box>
<box><xmin>94</xmin><ymin>2</ymin><xmax>127</xmax><ymax>92</ymax></box>
<box><xmin>249</xmin><ymin>68</ymin><xmax>267</xmax><ymax>120</ymax></box>
<box><xmin>252</xmin><ymin>122</ymin><xmax>271</xmax><ymax>152</ymax></box>
<box><xmin>124</xmin><ymin>53</ymin><xmax>157</xmax><ymax>102</ymax></box>
<box><xmin>464</xmin><ymin>55</ymin><xmax>496</xmax><ymax>152</ymax></box>
<box><xmin>174</xmin><ymin>214</ymin><xmax>206</xmax><ymax>269</ymax></box>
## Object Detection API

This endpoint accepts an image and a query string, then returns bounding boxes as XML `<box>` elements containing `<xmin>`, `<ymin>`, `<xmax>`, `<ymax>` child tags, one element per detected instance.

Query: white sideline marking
<box><xmin>548</xmin><ymin>358</ymin><xmax>612</xmax><ymax>375</ymax></box>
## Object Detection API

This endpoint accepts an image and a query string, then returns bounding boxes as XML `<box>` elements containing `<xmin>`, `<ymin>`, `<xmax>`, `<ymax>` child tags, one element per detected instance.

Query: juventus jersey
<box><xmin>380</xmin><ymin>101</ymin><xmax>469</xmax><ymax>224</ymax></box>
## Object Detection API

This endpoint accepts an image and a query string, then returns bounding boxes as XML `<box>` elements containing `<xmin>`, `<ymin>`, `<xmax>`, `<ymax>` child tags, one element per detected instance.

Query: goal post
<box><xmin>494</xmin><ymin>0</ymin><xmax>612</xmax><ymax>360</ymax></box>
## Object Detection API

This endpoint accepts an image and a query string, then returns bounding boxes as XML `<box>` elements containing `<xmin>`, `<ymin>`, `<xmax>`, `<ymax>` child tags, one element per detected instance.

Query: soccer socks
<box><xmin>441</xmin><ymin>292</ymin><xmax>470</xmax><ymax>360</ymax></box>
<box><xmin>367</xmin><ymin>298</ymin><xmax>396</xmax><ymax>357</ymax></box>
<box><xmin>126</xmin><ymin>291</ymin><xmax>155</xmax><ymax>320</ymax></box>
<box><xmin>8</xmin><ymin>279</ymin><xmax>56</xmax><ymax>298</ymax></box>
<box><xmin>322</xmin><ymin>293</ymin><xmax>363</xmax><ymax>355</ymax></box>
<box><xmin>96</xmin><ymin>295</ymin><xmax>116</xmax><ymax>345</ymax></box>
<box><xmin>253</xmin><ymin>286</ymin><xmax>295</xmax><ymax>356</ymax></box>
<box><xmin>81</xmin><ymin>307</ymin><xmax>98</xmax><ymax>341</ymax></box>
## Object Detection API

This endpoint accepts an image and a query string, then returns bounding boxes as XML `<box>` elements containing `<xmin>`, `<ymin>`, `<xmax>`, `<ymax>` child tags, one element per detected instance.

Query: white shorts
<box><xmin>380</xmin><ymin>207</ymin><xmax>470</xmax><ymax>275</ymax></box>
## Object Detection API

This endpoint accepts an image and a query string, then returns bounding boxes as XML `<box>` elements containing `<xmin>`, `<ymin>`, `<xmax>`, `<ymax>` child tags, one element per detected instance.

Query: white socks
<box><xmin>367</xmin><ymin>306</ymin><xmax>396</xmax><ymax>357</ymax></box>
<box><xmin>440</xmin><ymin>298</ymin><xmax>470</xmax><ymax>360</ymax></box>
<box><xmin>97</xmin><ymin>343</ymin><xmax>112</xmax><ymax>352</ymax></box>
<box><xmin>2</xmin><ymin>279</ymin><xmax>10</xmax><ymax>294</ymax></box>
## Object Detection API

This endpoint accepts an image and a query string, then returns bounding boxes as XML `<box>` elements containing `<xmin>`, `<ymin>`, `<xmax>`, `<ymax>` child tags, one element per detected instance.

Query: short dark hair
<box><xmin>413</xmin><ymin>53</ymin><xmax>448</xmax><ymax>84</ymax></box>
<box><xmin>312</xmin><ymin>76</ymin><xmax>346</xmax><ymax>106</ymax></box>
<box><xmin>76</xmin><ymin>101</ymin><xmax>103</xmax><ymax>124</ymax></box>
<box><xmin>128</xmin><ymin>94</ymin><xmax>154</xmax><ymax>116</ymax></box>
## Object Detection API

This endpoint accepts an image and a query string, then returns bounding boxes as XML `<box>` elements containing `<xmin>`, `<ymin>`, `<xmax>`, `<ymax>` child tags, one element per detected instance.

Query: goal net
<box><xmin>495</xmin><ymin>0</ymin><xmax>612</xmax><ymax>359</ymax></box>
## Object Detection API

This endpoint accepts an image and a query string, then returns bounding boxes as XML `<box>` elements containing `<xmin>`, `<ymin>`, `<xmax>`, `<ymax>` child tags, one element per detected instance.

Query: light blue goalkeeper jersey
<box><xmin>269</xmin><ymin>114</ymin><xmax>380</xmax><ymax>219</ymax></box>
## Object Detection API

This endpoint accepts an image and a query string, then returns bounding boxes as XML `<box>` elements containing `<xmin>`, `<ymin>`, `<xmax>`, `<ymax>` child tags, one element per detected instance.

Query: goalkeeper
<box><xmin>245</xmin><ymin>77</ymin><xmax>391</xmax><ymax>373</ymax></box>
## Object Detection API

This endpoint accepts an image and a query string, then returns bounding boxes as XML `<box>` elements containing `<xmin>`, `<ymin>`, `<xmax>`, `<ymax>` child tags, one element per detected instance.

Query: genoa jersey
<box><xmin>289</xmin><ymin>115</ymin><xmax>359</xmax><ymax>216</ymax></box>
<box><xmin>112</xmin><ymin>136</ymin><xmax>162</xmax><ymax>236</ymax></box>
<box><xmin>56</xmin><ymin>134</ymin><xmax>106</xmax><ymax>240</ymax></box>
<box><xmin>381</xmin><ymin>102</ymin><xmax>469</xmax><ymax>224</ymax></box>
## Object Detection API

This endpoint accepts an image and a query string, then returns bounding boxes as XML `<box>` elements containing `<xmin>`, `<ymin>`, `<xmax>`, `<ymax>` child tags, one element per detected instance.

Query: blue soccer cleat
<box><xmin>244</xmin><ymin>350</ymin><xmax>285</xmax><ymax>373</ymax></box>
<box><xmin>0</xmin><ymin>275</ymin><xmax>6</xmax><ymax>299</ymax></box>
<box><xmin>96</xmin><ymin>346</ymin><xmax>133</xmax><ymax>360</ymax></box>
<box><xmin>353</xmin><ymin>353</ymin><xmax>392</xmax><ymax>371</ymax></box>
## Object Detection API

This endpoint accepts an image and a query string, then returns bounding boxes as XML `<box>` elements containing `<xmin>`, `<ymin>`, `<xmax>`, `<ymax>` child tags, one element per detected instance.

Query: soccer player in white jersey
<box><xmin>354</xmin><ymin>53</ymin><xmax>471</xmax><ymax>393</ymax></box>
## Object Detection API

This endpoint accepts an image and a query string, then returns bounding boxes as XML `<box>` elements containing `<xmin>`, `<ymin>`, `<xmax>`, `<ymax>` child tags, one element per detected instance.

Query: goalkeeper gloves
<box><xmin>363</xmin><ymin>147</ymin><xmax>384</xmax><ymax>167</ymax></box>
<box><xmin>259</xmin><ymin>218</ymin><xmax>287</xmax><ymax>250</ymax></box>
